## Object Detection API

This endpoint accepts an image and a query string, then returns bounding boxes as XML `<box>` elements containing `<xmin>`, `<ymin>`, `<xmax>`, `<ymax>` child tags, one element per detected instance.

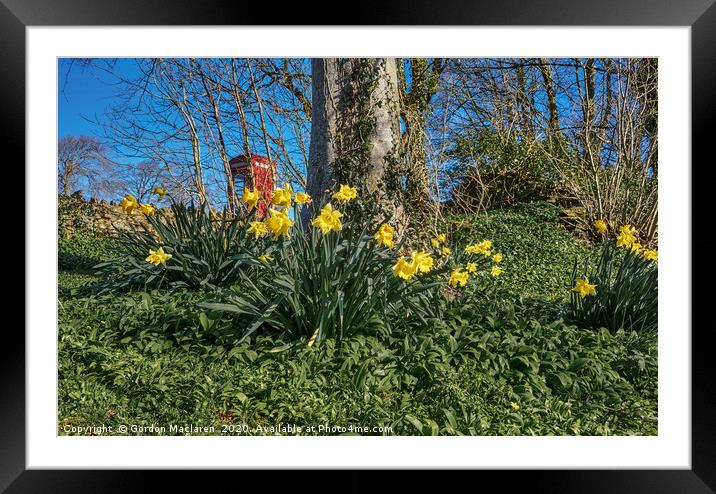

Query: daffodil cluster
<box><xmin>430</xmin><ymin>233</ymin><xmax>447</xmax><ymax>249</ymax></box>
<box><xmin>392</xmin><ymin>251</ymin><xmax>434</xmax><ymax>280</ymax></box>
<box><xmin>241</xmin><ymin>183</ymin><xmax>306</xmax><ymax>240</ymax></box>
<box><xmin>612</xmin><ymin>224</ymin><xmax>657</xmax><ymax>262</ymax></box>
<box><xmin>570</xmin><ymin>220</ymin><xmax>657</xmax><ymax>334</ymax></box>
<box><xmin>414</xmin><ymin>233</ymin><xmax>503</xmax><ymax>288</ymax></box>
<box><xmin>242</xmin><ymin>184</ymin><xmax>355</xmax><ymax>266</ymax></box>
<box><xmin>465</xmin><ymin>240</ymin><xmax>493</xmax><ymax>256</ymax></box>
<box><xmin>244</xmin><ymin>203</ymin><xmax>295</xmax><ymax>239</ymax></box>
<box><xmin>458</xmin><ymin>238</ymin><xmax>503</xmax><ymax>285</ymax></box>
<box><xmin>120</xmin><ymin>194</ymin><xmax>139</xmax><ymax>214</ymax></box>
<box><xmin>448</xmin><ymin>268</ymin><xmax>469</xmax><ymax>288</ymax></box>
<box><xmin>429</xmin><ymin>233</ymin><xmax>452</xmax><ymax>256</ymax></box>
<box><xmin>594</xmin><ymin>219</ymin><xmax>657</xmax><ymax>261</ymax></box>
<box><xmin>120</xmin><ymin>193</ymin><xmax>157</xmax><ymax>217</ymax></box>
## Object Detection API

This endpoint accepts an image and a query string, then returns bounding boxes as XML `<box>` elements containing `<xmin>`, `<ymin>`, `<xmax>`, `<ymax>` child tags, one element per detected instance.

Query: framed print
<box><xmin>6</xmin><ymin>0</ymin><xmax>710</xmax><ymax>490</ymax></box>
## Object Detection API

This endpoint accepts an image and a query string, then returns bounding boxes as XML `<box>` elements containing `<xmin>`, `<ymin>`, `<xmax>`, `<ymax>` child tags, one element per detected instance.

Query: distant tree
<box><xmin>57</xmin><ymin>135</ymin><xmax>108</xmax><ymax>196</ymax></box>
<box><xmin>88</xmin><ymin>58</ymin><xmax>311</xmax><ymax>209</ymax></box>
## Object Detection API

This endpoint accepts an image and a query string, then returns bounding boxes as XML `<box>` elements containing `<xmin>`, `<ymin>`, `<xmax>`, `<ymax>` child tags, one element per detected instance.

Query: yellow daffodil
<box><xmin>264</xmin><ymin>208</ymin><xmax>294</xmax><ymax>238</ymax></box>
<box><xmin>616</xmin><ymin>224</ymin><xmax>638</xmax><ymax>249</ymax></box>
<box><xmin>152</xmin><ymin>186</ymin><xmax>166</xmax><ymax>200</ymax></box>
<box><xmin>448</xmin><ymin>268</ymin><xmax>469</xmax><ymax>288</ymax></box>
<box><xmin>431</xmin><ymin>234</ymin><xmax>447</xmax><ymax>248</ymax></box>
<box><xmin>594</xmin><ymin>219</ymin><xmax>608</xmax><ymax>234</ymax></box>
<box><xmin>332</xmin><ymin>184</ymin><xmax>358</xmax><ymax>203</ymax></box>
<box><xmin>393</xmin><ymin>257</ymin><xmax>417</xmax><ymax>280</ymax></box>
<box><xmin>492</xmin><ymin>253</ymin><xmax>503</xmax><ymax>263</ymax></box>
<box><xmin>145</xmin><ymin>246</ymin><xmax>172</xmax><ymax>266</ymax></box>
<box><xmin>272</xmin><ymin>184</ymin><xmax>293</xmax><ymax>209</ymax></box>
<box><xmin>573</xmin><ymin>277</ymin><xmax>597</xmax><ymax>298</ymax></box>
<box><xmin>242</xmin><ymin>187</ymin><xmax>260</xmax><ymax>211</ymax></box>
<box><xmin>312</xmin><ymin>203</ymin><xmax>343</xmax><ymax>234</ymax></box>
<box><xmin>642</xmin><ymin>249</ymin><xmax>658</xmax><ymax>262</ymax></box>
<box><xmin>491</xmin><ymin>265</ymin><xmax>503</xmax><ymax>277</ymax></box>
<box><xmin>139</xmin><ymin>203</ymin><xmax>155</xmax><ymax>216</ymax></box>
<box><xmin>441</xmin><ymin>247</ymin><xmax>452</xmax><ymax>256</ymax></box>
<box><xmin>247</xmin><ymin>220</ymin><xmax>268</xmax><ymax>239</ymax></box>
<box><xmin>294</xmin><ymin>192</ymin><xmax>312</xmax><ymax>205</ymax></box>
<box><xmin>258</xmin><ymin>253</ymin><xmax>273</xmax><ymax>264</ymax></box>
<box><xmin>511</xmin><ymin>402</ymin><xmax>520</xmax><ymax>410</ymax></box>
<box><xmin>465</xmin><ymin>240</ymin><xmax>492</xmax><ymax>256</ymax></box>
<box><xmin>120</xmin><ymin>194</ymin><xmax>139</xmax><ymax>214</ymax></box>
<box><xmin>411</xmin><ymin>251</ymin><xmax>434</xmax><ymax>273</ymax></box>
<box><xmin>629</xmin><ymin>242</ymin><xmax>643</xmax><ymax>254</ymax></box>
<box><xmin>466</xmin><ymin>262</ymin><xmax>478</xmax><ymax>274</ymax></box>
<box><xmin>374</xmin><ymin>224</ymin><xmax>395</xmax><ymax>248</ymax></box>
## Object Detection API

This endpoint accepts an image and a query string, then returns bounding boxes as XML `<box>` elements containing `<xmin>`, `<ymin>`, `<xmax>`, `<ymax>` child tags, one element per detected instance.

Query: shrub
<box><xmin>567</xmin><ymin>224</ymin><xmax>658</xmax><ymax>334</ymax></box>
<box><xmin>448</xmin><ymin>129</ymin><xmax>563</xmax><ymax>211</ymax></box>
<box><xmin>96</xmin><ymin>201</ymin><xmax>263</xmax><ymax>291</ymax></box>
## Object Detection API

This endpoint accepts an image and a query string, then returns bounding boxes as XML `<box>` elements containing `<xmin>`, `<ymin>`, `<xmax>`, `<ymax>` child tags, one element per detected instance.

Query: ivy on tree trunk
<box><xmin>307</xmin><ymin>58</ymin><xmax>406</xmax><ymax>230</ymax></box>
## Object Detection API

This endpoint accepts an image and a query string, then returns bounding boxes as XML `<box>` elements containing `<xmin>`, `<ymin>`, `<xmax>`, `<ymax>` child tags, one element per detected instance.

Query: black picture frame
<box><xmin>7</xmin><ymin>0</ymin><xmax>709</xmax><ymax>490</ymax></box>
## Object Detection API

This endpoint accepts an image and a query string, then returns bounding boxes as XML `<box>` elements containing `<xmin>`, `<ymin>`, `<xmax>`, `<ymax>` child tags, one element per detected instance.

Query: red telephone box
<box><xmin>229</xmin><ymin>154</ymin><xmax>276</xmax><ymax>217</ymax></box>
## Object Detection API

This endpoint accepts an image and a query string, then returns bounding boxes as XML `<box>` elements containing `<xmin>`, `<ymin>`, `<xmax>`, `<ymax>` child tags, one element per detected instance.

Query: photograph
<box><xmin>56</xmin><ymin>56</ymin><xmax>659</xmax><ymax>437</ymax></box>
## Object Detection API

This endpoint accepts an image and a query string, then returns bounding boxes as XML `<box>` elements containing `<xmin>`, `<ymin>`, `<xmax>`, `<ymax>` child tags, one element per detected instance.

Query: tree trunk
<box><xmin>399</xmin><ymin>58</ymin><xmax>443</xmax><ymax>227</ymax></box>
<box><xmin>307</xmin><ymin>58</ymin><xmax>405</xmax><ymax>228</ymax></box>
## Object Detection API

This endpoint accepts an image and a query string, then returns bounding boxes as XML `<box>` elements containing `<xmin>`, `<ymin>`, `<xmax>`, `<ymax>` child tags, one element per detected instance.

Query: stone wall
<box><xmin>58</xmin><ymin>194</ymin><xmax>170</xmax><ymax>239</ymax></box>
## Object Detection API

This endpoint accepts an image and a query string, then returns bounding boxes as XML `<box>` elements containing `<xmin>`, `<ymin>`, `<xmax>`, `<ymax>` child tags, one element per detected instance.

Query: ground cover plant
<box><xmin>58</xmin><ymin>189</ymin><xmax>658</xmax><ymax>436</ymax></box>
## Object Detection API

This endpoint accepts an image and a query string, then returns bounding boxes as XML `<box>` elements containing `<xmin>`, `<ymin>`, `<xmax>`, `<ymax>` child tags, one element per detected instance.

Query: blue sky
<box><xmin>58</xmin><ymin>59</ymin><xmax>138</xmax><ymax>138</ymax></box>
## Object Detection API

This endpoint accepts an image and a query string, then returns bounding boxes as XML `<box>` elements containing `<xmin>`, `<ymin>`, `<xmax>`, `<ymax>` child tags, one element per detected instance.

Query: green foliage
<box><xmin>96</xmin><ymin>202</ymin><xmax>262</xmax><ymax>291</ymax></box>
<box><xmin>200</xmin><ymin>209</ymin><xmax>441</xmax><ymax>343</ymax></box>
<box><xmin>58</xmin><ymin>271</ymin><xmax>102</xmax><ymax>300</ymax></box>
<box><xmin>444</xmin><ymin>202</ymin><xmax>597</xmax><ymax>302</ymax></box>
<box><xmin>58</xmin><ymin>234</ymin><xmax>119</xmax><ymax>271</ymax></box>
<box><xmin>58</xmin><ymin>291</ymin><xmax>656</xmax><ymax>436</ymax></box>
<box><xmin>449</xmin><ymin>129</ymin><xmax>564</xmax><ymax>209</ymax></box>
<box><xmin>568</xmin><ymin>241</ymin><xmax>658</xmax><ymax>334</ymax></box>
<box><xmin>58</xmin><ymin>231</ymin><xmax>118</xmax><ymax>298</ymax></box>
<box><xmin>440</xmin><ymin>295</ymin><xmax>655</xmax><ymax>407</ymax></box>
<box><xmin>57</xmin><ymin>199</ymin><xmax>657</xmax><ymax>436</ymax></box>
